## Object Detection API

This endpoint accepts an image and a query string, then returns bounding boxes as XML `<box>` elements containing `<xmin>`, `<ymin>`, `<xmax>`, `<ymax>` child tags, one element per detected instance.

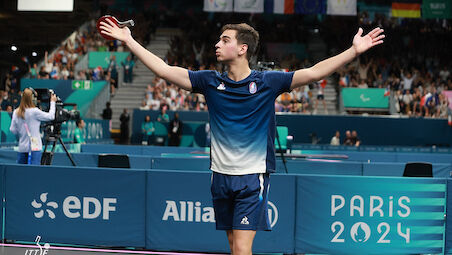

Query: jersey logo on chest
<box><xmin>249</xmin><ymin>82</ymin><xmax>257</xmax><ymax>94</ymax></box>
<box><xmin>217</xmin><ymin>82</ymin><xmax>226</xmax><ymax>91</ymax></box>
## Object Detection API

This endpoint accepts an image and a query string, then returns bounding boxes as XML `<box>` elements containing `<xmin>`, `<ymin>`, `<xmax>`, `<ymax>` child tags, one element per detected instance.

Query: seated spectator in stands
<box><xmin>74</xmin><ymin>119</ymin><xmax>86</xmax><ymax>144</ymax></box>
<box><xmin>436</xmin><ymin>94</ymin><xmax>449</xmax><ymax>118</ymax></box>
<box><xmin>168</xmin><ymin>112</ymin><xmax>183</xmax><ymax>146</ymax></box>
<box><xmin>350</xmin><ymin>130</ymin><xmax>361</xmax><ymax>147</ymax></box>
<box><xmin>343</xmin><ymin>130</ymin><xmax>353</xmax><ymax>146</ymax></box>
<box><xmin>139</xmin><ymin>100</ymin><xmax>150</xmax><ymax>110</ymax></box>
<box><xmin>38</xmin><ymin>66</ymin><xmax>49</xmax><ymax>79</ymax></box>
<box><xmin>357</xmin><ymin>79</ymin><xmax>368</xmax><ymax>88</ymax></box>
<box><xmin>141</xmin><ymin>115</ymin><xmax>154</xmax><ymax>145</ymax></box>
<box><xmin>330</xmin><ymin>131</ymin><xmax>340</xmax><ymax>146</ymax></box>
<box><xmin>402</xmin><ymin>90</ymin><xmax>413</xmax><ymax>115</ymax></box>
<box><xmin>121</xmin><ymin>55</ymin><xmax>135</xmax><ymax>84</ymax></box>
<box><xmin>439</xmin><ymin>66</ymin><xmax>450</xmax><ymax>82</ymax></box>
<box><xmin>149</xmin><ymin>92</ymin><xmax>161</xmax><ymax>110</ymax></box>
<box><xmin>1</xmin><ymin>91</ymin><xmax>11</xmax><ymax>110</ymax></box>
<box><xmin>157</xmin><ymin>106</ymin><xmax>170</xmax><ymax>123</ymax></box>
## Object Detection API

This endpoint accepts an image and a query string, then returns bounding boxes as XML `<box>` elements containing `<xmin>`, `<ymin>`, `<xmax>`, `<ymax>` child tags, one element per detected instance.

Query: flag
<box><xmin>327</xmin><ymin>0</ymin><xmax>357</xmax><ymax>16</ymax></box>
<box><xmin>422</xmin><ymin>0</ymin><xmax>452</xmax><ymax>19</ymax></box>
<box><xmin>384</xmin><ymin>86</ymin><xmax>390</xmax><ymax>97</ymax></box>
<box><xmin>295</xmin><ymin>0</ymin><xmax>326</xmax><ymax>14</ymax></box>
<box><xmin>391</xmin><ymin>0</ymin><xmax>421</xmax><ymax>18</ymax></box>
<box><xmin>21</xmin><ymin>56</ymin><xmax>29</xmax><ymax>64</ymax></box>
<box><xmin>203</xmin><ymin>0</ymin><xmax>233</xmax><ymax>12</ymax></box>
<box><xmin>234</xmin><ymin>0</ymin><xmax>264</xmax><ymax>13</ymax></box>
<box><xmin>265</xmin><ymin>0</ymin><xmax>294</xmax><ymax>14</ymax></box>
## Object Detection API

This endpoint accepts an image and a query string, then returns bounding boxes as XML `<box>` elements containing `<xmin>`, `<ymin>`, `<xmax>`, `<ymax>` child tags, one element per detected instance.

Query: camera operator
<box><xmin>9</xmin><ymin>88</ymin><xmax>57</xmax><ymax>164</ymax></box>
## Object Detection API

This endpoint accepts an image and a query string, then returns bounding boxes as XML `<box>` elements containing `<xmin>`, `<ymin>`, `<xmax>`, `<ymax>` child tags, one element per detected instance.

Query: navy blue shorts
<box><xmin>211</xmin><ymin>172</ymin><xmax>271</xmax><ymax>231</ymax></box>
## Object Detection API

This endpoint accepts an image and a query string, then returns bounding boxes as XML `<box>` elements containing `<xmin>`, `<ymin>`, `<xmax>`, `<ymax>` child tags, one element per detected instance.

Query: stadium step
<box><xmin>110</xmin><ymin>30</ymin><xmax>173</xmax><ymax>129</ymax></box>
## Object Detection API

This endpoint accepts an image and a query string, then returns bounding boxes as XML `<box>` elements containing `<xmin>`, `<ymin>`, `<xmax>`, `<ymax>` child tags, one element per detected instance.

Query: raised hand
<box><xmin>99</xmin><ymin>18</ymin><xmax>132</xmax><ymax>43</ymax></box>
<box><xmin>352</xmin><ymin>27</ymin><xmax>385</xmax><ymax>55</ymax></box>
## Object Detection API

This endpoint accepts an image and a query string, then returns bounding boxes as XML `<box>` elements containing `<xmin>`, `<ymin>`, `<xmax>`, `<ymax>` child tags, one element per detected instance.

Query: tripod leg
<box><xmin>41</xmin><ymin>139</ymin><xmax>50</xmax><ymax>165</ymax></box>
<box><xmin>47</xmin><ymin>140</ymin><xmax>57</xmax><ymax>165</ymax></box>
<box><xmin>58</xmin><ymin>137</ymin><xmax>76</xmax><ymax>166</ymax></box>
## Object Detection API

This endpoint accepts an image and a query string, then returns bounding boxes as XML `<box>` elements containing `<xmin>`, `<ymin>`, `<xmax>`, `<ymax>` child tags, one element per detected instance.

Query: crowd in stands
<box><xmin>330</xmin><ymin>14</ymin><xmax>451</xmax><ymax>118</ymax></box>
<box><xmin>141</xmin><ymin>12</ymin><xmax>451</xmax><ymax>117</ymax></box>
<box><xmin>3</xmin><ymin>7</ymin><xmax>451</xmax><ymax>119</ymax></box>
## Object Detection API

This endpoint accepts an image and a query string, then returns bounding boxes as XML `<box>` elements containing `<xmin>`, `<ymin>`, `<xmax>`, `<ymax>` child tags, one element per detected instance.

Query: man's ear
<box><xmin>238</xmin><ymin>44</ymin><xmax>248</xmax><ymax>57</ymax></box>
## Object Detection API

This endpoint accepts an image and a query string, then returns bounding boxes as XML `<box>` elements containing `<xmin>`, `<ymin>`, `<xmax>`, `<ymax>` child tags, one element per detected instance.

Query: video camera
<box><xmin>33</xmin><ymin>88</ymin><xmax>80</xmax><ymax>124</ymax></box>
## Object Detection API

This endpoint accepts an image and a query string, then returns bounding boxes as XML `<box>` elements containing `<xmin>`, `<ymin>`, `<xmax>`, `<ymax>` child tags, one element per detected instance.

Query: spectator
<box><xmin>141</xmin><ymin>115</ymin><xmax>154</xmax><ymax>145</ymax></box>
<box><xmin>121</xmin><ymin>55</ymin><xmax>135</xmax><ymax>84</ymax></box>
<box><xmin>157</xmin><ymin>106</ymin><xmax>169</xmax><ymax>123</ymax></box>
<box><xmin>350</xmin><ymin>130</ymin><xmax>361</xmax><ymax>147</ymax></box>
<box><xmin>74</xmin><ymin>119</ymin><xmax>86</xmax><ymax>144</ymax></box>
<box><xmin>314</xmin><ymin>80</ymin><xmax>327</xmax><ymax>114</ymax></box>
<box><xmin>343</xmin><ymin>130</ymin><xmax>353</xmax><ymax>146</ymax></box>
<box><xmin>119</xmin><ymin>108</ymin><xmax>130</xmax><ymax>144</ymax></box>
<box><xmin>168</xmin><ymin>112</ymin><xmax>183</xmax><ymax>146</ymax></box>
<box><xmin>330</xmin><ymin>131</ymin><xmax>340</xmax><ymax>146</ymax></box>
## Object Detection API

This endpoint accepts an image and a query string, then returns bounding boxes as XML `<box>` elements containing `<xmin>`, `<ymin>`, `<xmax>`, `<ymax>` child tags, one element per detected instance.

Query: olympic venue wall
<box><xmin>0</xmin><ymin>163</ymin><xmax>452</xmax><ymax>254</ymax></box>
<box><xmin>133</xmin><ymin>110</ymin><xmax>452</xmax><ymax>147</ymax></box>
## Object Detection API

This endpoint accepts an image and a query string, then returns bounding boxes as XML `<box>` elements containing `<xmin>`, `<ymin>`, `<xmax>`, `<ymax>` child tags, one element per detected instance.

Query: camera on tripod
<box><xmin>34</xmin><ymin>88</ymin><xmax>80</xmax><ymax>123</ymax></box>
<box><xmin>33</xmin><ymin>88</ymin><xmax>80</xmax><ymax>166</ymax></box>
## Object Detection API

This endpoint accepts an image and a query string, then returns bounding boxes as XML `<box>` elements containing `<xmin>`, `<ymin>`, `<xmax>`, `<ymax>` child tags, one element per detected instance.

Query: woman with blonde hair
<box><xmin>9</xmin><ymin>88</ymin><xmax>56</xmax><ymax>164</ymax></box>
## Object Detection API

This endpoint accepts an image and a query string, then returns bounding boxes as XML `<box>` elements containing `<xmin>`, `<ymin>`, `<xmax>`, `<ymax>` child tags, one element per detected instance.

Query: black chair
<box><xmin>98</xmin><ymin>154</ymin><xmax>130</xmax><ymax>168</ymax></box>
<box><xmin>403</xmin><ymin>162</ymin><xmax>433</xmax><ymax>177</ymax></box>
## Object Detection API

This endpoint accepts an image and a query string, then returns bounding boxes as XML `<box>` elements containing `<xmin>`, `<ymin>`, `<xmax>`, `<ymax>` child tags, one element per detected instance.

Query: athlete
<box><xmin>99</xmin><ymin>20</ymin><xmax>384</xmax><ymax>255</ymax></box>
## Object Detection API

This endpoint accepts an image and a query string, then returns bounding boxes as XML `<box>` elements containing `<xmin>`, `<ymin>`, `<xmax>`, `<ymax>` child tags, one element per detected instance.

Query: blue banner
<box><xmin>296</xmin><ymin>175</ymin><xmax>446</xmax><ymax>254</ymax></box>
<box><xmin>295</xmin><ymin>0</ymin><xmax>326</xmax><ymax>14</ymax></box>
<box><xmin>146</xmin><ymin>171</ymin><xmax>295</xmax><ymax>253</ymax></box>
<box><xmin>5</xmin><ymin>164</ymin><xmax>146</xmax><ymax>247</ymax></box>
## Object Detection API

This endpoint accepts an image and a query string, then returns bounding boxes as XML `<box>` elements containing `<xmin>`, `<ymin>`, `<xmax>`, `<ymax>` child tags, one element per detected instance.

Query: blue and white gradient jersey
<box><xmin>189</xmin><ymin>70</ymin><xmax>294</xmax><ymax>175</ymax></box>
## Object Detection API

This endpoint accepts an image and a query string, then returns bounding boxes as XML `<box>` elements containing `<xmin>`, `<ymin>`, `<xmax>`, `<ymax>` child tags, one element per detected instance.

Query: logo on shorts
<box><xmin>240</xmin><ymin>216</ymin><xmax>249</xmax><ymax>225</ymax></box>
<box><xmin>217</xmin><ymin>82</ymin><xmax>226</xmax><ymax>90</ymax></box>
<box><xmin>249</xmin><ymin>82</ymin><xmax>257</xmax><ymax>94</ymax></box>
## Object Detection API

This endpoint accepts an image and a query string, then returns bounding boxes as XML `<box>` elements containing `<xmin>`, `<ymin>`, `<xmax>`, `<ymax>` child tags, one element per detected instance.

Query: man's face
<box><xmin>215</xmin><ymin>30</ymin><xmax>246</xmax><ymax>62</ymax></box>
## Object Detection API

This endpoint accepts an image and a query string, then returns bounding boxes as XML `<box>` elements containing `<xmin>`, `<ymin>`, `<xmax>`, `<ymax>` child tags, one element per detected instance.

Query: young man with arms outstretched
<box><xmin>100</xmin><ymin>20</ymin><xmax>384</xmax><ymax>255</ymax></box>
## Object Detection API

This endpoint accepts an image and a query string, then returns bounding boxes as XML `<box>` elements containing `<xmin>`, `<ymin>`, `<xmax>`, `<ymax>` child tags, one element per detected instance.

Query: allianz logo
<box><xmin>162</xmin><ymin>200</ymin><xmax>279</xmax><ymax>227</ymax></box>
<box><xmin>31</xmin><ymin>192</ymin><xmax>117</xmax><ymax>220</ymax></box>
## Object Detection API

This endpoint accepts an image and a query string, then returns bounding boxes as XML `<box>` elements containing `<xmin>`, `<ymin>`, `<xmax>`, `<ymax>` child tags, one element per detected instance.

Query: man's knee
<box><xmin>232</xmin><ymin>242</ymin><xmax>252</xmax><ymax>255</ymax></box>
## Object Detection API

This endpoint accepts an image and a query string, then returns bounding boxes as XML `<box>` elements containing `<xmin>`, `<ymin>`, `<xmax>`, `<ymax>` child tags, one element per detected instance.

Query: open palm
<box><xmin>353</xmin><ymin>27</ymin><xmax>385</xmax><ymax>55</ymax></box>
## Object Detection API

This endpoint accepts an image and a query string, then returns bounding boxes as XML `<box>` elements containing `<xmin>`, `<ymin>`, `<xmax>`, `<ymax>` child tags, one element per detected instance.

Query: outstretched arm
<box><xmin>290</xmin><ymin>27</ymin><xmax>384</xmax><ymax>90</ymax></box>
<box><xmin>100</xmin><ymin>19</ymin><xmax>192</xmax><ymax>91</ymax></box>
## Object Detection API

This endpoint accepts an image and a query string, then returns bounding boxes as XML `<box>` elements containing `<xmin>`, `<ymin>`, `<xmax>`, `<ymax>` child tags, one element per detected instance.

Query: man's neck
<box><xmin>226</xmin><ymin>59</ymin><xmax>251</xmax><ymax>82</ymax></box>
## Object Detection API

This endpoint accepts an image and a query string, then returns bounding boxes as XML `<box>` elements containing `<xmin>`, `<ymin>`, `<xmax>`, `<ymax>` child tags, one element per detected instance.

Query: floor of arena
<box><xmin>0</xmin><ymin>243</ymin><xmax>228</xmax><ymax>255</ymax></box>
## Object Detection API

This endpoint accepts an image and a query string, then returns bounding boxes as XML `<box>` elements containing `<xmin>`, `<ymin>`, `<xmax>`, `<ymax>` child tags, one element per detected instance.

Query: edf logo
<box><xmin>32</xmin><ymin>192</ymin><xmax>117</xmax><ymax>220</ymax></box>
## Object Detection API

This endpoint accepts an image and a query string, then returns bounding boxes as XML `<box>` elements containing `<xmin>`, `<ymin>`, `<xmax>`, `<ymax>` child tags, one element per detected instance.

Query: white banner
<box><xmin>203</xmin><ymin>0</ymin><xmax>233</xmax><ymax>12</ymax></box>
<box><xmin>327</xmin><ymin>0</ymin><xmax>357</xmax><ymax>16</ymax></box>
<box><xmin>234</xmin><ymin>0</ymin><xmax>264</xmax><ymax>13</ymax></box>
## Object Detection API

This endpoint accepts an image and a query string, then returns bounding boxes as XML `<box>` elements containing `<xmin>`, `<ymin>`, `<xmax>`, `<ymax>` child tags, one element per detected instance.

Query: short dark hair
<box><xmin>76</xmin><ymin>119</ymin><xmax>83</xmax><ymax>127</ymax></box>
<box><xmin>221</xmin><ymin>23</ymin><xmax>259</xmax><ymax>61</ymax></box>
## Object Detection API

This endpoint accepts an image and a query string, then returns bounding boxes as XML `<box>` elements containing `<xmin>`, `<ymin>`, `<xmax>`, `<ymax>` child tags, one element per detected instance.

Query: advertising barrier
<box><xmin>297</xmin><ymin>175</ymin><xmax>446</xmax><ymax>254</ymax></box>
<box><xmin>4</xmin><ymin>164</ymin><xmax>146</xmax><ymax>247</ymax></box>
<box><xmin>146</xmin><ymin>171</ymin><xmax>296</xmax><ymax>253</ymax></box>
